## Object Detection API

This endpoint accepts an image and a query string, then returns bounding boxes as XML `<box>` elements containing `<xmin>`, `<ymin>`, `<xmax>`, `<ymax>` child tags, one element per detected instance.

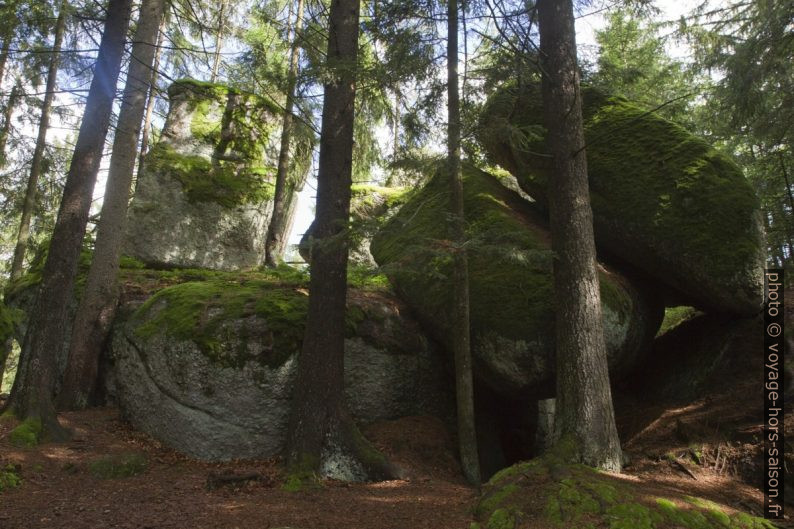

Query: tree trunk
<box><xmin>537</xmin><ymin>0</ymin><xmax>622</xmax><ymax>471</ymax></box>
<box><xmin>284</xmin><ymin>0</ymin><xmax>396</xmax><ymax>482</ymax></box>
<box><xmin>0</xmin><ymin>18</ymin><xmax>17</xmax><ymax>88</ymax></box>
<box><xmin>264</xmin><ymin>0</ymin><xmax>305</xmax><ymax>267</ymax></box>
<box><xmin>0</xmin><ymin>81</ymin><xmax>20</xmax><ymax>167</ymax></box>
<box><xmin>778</xmin><ymin>153</ymin><xmax>794</xmax><ymax>262</ymax></box>
<box><xmin>9</xmin><ymin>0</ymin><xmax>68</xmax><ymax>282</ymax></box>
<box><xmin>136</xmin><ymin>16</ymin><xmax>165</xmax><ymax>182</ymax></box>
<box><xmin>447</xmin><ymin>0</ymin><xmax>480</xmax><ymax>486</ymax></box>
<box><xmin>58</xmin><ymin>0</ymin><xmax>165</xmax><ymax>411</ymax></box>
<box><xmin>210</xmin><ymin>0</ymin><xmax>228</xmax><ymax>83</ymax></box>
<box><xmin>5</xmin><ymin>0</ymin><xmax>132</xmax><ymax>439</ymax></box>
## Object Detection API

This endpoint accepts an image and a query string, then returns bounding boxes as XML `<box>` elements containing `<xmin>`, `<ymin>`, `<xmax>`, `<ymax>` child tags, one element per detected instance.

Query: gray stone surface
<box><xmin>110</xmin><ymin>292</ymin><xmax>452</xmax><ymax>462</ymax></box>
<box><xmin>124</xmin><ymin>80</ymin><xmax>311</xmax><ymax>271</ymax></box>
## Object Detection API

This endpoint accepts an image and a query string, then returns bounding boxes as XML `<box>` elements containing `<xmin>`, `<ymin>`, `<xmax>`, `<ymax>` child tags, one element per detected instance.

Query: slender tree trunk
<box><xmin>58</xmin><ymin>0</ymin><xmax>165</xmax><ymax>411</ymax></box>
<box><xmin>210</xmin><ymin>0</ymin><xmax>228</xmax><ymax>83</ymax></box>
<box><xmin>9</xmin><ymin>0</ymin><xmax>68</xmax><ymax>281</ymax></box>
<box><xmin>285</xmin><ymin>0</ymin><xmax>396</xmax><ymax>482</ymax></box>
<box><xmin>447</xmin><ymin>0</ymin><xmax>480</xmax><ymax>486</ymax></box>
<box><xmin>0</xmin><ymin>19</ymin><xmax>17</xmax><ymax>88</ymax></box>
<box><xmin>392</xmin><ymin>91</ymin><xmax>400</xmax><ymax>159</ymax></box>
<box><xmin>264</xmin><ymin>0</ymin><xmax>305</xmax><ymax>267</ymax></box>
<box><xmin>0</xmin><ymin>81</ymin><xmax>20</xmax><ymax>166</ymax></box>
<box><xmin>4</xmin><ymin>0</ymin><xmax>132</xmax><ymax>439</ymax></box>
<box><xmin>537</xmin><ymin>0</ymin><xmax>622</xmax><ymax>471</ymax></box>
<box><xmin>136</xmin><ymin>17</ymin><xmax>165</xmax><ymax>182</ymax></box>
<box><xmin>778</xmin><ymin>153</ymin><xmax>794</xmax><ymax>261</ymax></box>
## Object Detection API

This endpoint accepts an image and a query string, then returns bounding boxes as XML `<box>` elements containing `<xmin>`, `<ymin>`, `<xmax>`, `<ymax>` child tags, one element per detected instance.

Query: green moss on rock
<box><xmin>371</xmin><ymin>164</ymin><xmax>655</xmax><ymax>395</ymax></box>
<box><xmin>478</xmin><ymin>82</ymin><xmax>764</xmax><ymax>315</ymax></box>
<box><xmin>147</xmin><ymin>144</ymin><xmax>275</xmax><ymax>207</ymax></box>
<box><xmin>474</xmin><ymin>456</ymin><xmax>778</xmax><ymax>529</ymax></box>
<box><xmin>130</xmin><ymin>268</ymin><xmax>379</xmax><ymax>369</ymax></box>
<box><xmin>154</xmin><ymin>79</ymin><xmax>289</xmax><ymax>209</ymax></box>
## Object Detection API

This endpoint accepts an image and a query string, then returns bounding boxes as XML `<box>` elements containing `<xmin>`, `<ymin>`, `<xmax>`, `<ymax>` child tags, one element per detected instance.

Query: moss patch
<box><xmin>473</xmin><ymin>456</ymin><xmax>778</xmax><ymax>529</ymax></box>
<box><xmin>130</xmin><ymin>266</ymin><xmax>382</xmax><ymax>369</ymax></box>
<box><xmin>478</xmin><ymin>82</ymin><xmax>763</xmax><ymax>314</ymax></box>
<box><xmin>147</xmin><ymin>144</ymin><xmax>274</xmax><ymax>208</ymax></box>
<box><xmin>9</xmin><ymin>417</ymin><xmax>42</xmax><ymax>448</ymax></box>
<box><xmin>282</xmin><ymin>454</ymin><xmax>321</xmax><ymax>492</ymax></box>
<box><xmin>89</xmin><ymin>453</ymin><xmax>147</xmax><ymax>479</ymax></box>
<box><xmin>0</xmin><ymin>464</ymin><xmax>21</xmax><ymax>492</ymax></box>
<box><xmin>657</xmin><ymin>306</ymin><xmax>701</xmax><ymax>336</ymax></box>
<box><xmin>370</xmin><ymin>164</ymin><xmax>638</xmax><ymax>378</ymax></box>
<box><xmin>154</xmin><ymin>79</ymin><xmax>304</xmax><ymax>208</ymax></box>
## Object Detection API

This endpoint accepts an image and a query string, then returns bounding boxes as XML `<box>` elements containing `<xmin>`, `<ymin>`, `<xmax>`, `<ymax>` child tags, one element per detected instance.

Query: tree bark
<box><xmin>447</xmin><ymin>0</ymin><xmax>480</xmax><ymax>486</ymax></box>
<box><xmin>264</xmin><ymin>0</ymin><xmax>306</xmax><ymax>267</ymax></box>
<box><xmin>210</xmin><ymin>0</ymin><xmax>228</xmax><ymax>83</ymax></box>
<box><xmin>5</xmin><ymin>0</ymin><xmax>132</xmax><ymax>439</ymax></box>
<box><xmin>0</xmin><ymin>17</ymin><xmax>17</xmax><ymax>88</ymax></box>
<box><xmin>0</xmin><ymin>81</ymin><xmax>20</xmax><ymax>167</ymax></box>
<box><xmin>58</xmin><ymin>0</ymin><xmax>165</xmax><ymax>411</ymax></box>
<box><xmin>136</xmin><ymin>16</ymin><xmax>165</xmax><ymax>182</ymax></box>
<box><xmin>537</xmin><ymin>0</ymin><xmax>622</xmax><ymax>471</ymax></box>
<box><xmin>284</xmin><ymin>0</ymin><xmax>396</xmax><ymax>482</ymax></box>
<box><xmin>9</xmin><ymin>0</ymin><xmax>68</xmax><ymax>282</ymax></box>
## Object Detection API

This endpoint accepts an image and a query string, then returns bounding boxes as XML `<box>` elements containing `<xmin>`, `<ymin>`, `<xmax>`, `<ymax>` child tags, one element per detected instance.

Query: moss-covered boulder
<box><xmin>473</xmin><ymin>455</ymin><xmax>778</xmax><ymax>529</ymax></box>
<box><xmin>370</xmin><ymin>165</ymin><xmax>663</xmax><ymax>398</ymax></box>
<box><xmin>478</xmin><ymin>82</ymin><xmax>765</xmax><ymax>315</ymax></box>
<box><xmin>299</xmin><ymin>184</ymin><xmax>411</xmax><ymax>266</ymax></box>
<box><xmin>110</xmin><ymin>273</ymin><xmax>451</xmax><ymax>461</ymax></box>
<box><xmin>125</xmin><ymin>79</ymin><xmax>313</xmax><ymax>271</ymax></box>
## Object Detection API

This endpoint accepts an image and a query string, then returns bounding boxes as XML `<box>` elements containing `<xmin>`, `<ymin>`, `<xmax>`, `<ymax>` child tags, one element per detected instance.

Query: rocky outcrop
<box><xmin>478</xmin><ymin>82</ymin><xmax>765</xmax><ymax>315</ymax></box>
<box><xmin>125</xmin><ymin>80</ymin><xmax>312</xmax><ymax>271</ymax></box>
<box><xmin>299</xmin><ymin>184</ymin><xmax>410</xmax><ymax>266</ymax></box>
<box><xmin>371</xmin><ymin>165</ymin><xmax>663</xmax><ymax>399</ymax></box>
<box><xmin>110</xmin><ymin>277</ymin><xmax>451</xmax><ymax>461</ymax></box>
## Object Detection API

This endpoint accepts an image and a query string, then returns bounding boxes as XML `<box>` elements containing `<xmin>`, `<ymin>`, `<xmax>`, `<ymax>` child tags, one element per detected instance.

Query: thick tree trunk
<box><xmin>284</xmin><ymin>0</ymin><xmax>396</xmax><ymax>482</ymax></box>
<box><xmin>447</xmin><ymin>0</ymin><xmax>480</xmax><ymax>486</ymax></box>
<box><xmin>0</xmin><ymin>81</ymin><xmax>20</xmax><ymax>166</ymax></box>
<box><xmin>9</xmin><ymin>0</ymin><xmax>68</xmax><ymax>281</ymax></box>
<box><xmin>264</xmin><ymin>0</ymin><xmax>305</xmax><ymax>267</ymax></box>
<box><xmin>136</xmin><ymin>17</ymin><xmax>165</xmax><ymax>182</ymax></box>
<box><xmin>58</xmin><ymin>0</ymin><xmax>165</xmax><ymax>411</ymax></box>
<box><xmin>5</xmin><ymin>0</ymin><xmax>132</xmax><ymax>439</ymax></box>
<box><xmin>537</xmin><ymin>0</ymin><xmax>622</xmax><ymax>471</ymax></box>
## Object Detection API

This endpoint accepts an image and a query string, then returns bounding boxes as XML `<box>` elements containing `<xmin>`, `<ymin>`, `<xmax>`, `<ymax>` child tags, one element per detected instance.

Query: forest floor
<box><xmin>1</xmin><ymin>294</ymin><xmax>792</xmax><ymax>529</ymax></box>
<box><xmin>0</xmin><ymin>386</ymin><xmax>790</xmax><ymax>529</ymax></box>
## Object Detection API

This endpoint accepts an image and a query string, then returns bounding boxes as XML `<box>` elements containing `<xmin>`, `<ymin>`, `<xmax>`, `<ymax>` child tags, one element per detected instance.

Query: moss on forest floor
<box><xmin>472</xmin><ymin>454</ymin><xmax>779</xmax><ymax>529</ymax></box>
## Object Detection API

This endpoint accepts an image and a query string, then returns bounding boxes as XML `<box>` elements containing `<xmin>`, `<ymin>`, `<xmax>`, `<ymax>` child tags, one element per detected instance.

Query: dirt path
<box><xmin>0</xmin><ymin>410</ymin><xmax>476</xmax><ymax>529</ymax></box>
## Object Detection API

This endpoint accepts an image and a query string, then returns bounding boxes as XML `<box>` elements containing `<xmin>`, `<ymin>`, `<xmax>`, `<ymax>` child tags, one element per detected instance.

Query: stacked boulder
<box><xmin>371</xmin><ymin>164</ymin><xmax>664</xmax><ymax>399</ymax></box>
<box><xmin>477</xmin><ymin>82</ymin><xmax>765</xmax><ymax>314</ymax></box>
<box><xmin>125</xmin><ymin>80</ymin><xmax>312</xmax><ymax>271</ymax></box>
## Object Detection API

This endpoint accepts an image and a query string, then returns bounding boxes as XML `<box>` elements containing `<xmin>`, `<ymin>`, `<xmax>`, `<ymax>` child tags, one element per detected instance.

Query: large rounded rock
<box><xmin>125</xmin><ymin>80</ymin><xmax>312</xmax><ymax>271</ymax></box>
<box><xmin>370</xmin><ymin>165</ymin><xmax>663</xmax><ymax>399</ymax></box>
<box><xmin>478</xmin><ymin>82</ymin><xmax>765</xmax><ymax>315</ymax></box>
<box><xmin>110</xmin><ymin>278</ymin><xmax>451</xmax><ymax>461</ymax></box>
